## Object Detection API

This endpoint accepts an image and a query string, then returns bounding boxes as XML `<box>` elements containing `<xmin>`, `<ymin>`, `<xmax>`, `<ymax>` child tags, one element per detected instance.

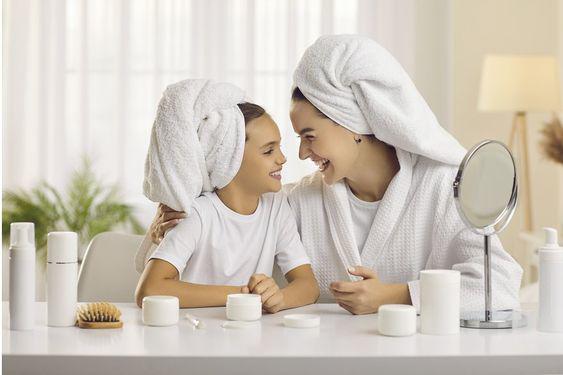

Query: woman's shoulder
<box><xmin>283</xmin><ymin>171</ymin><xmax>324</xmax><ymax>199</ymax></box>
<box><xmin>413</xmin><ymin>156</ymin><xmax>459</xmax><ymax>189</ymax></box>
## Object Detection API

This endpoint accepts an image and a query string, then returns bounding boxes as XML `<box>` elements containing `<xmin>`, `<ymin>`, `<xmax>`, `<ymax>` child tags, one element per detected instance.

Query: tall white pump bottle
<box><xmin>538</xmin><ymin>227</ymin><xmax>563</xmax><ymax>333</ymax></box>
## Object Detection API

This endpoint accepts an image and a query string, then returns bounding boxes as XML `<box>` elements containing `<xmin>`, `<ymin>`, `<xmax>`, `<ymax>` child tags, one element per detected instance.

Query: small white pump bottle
<box><xmin>9</xmin><ymin>222</ymin><xmax>36</xmax><ymax>330</ymax></box>
<box><xmin>538</xmin><ymin>227</ymin><xmax>563</xmax><ymax>333</ymax></box>
<box><xmin>47</xmin><ymin>232</ymin><xmax>78</xmax><ymax>327</ymax></box>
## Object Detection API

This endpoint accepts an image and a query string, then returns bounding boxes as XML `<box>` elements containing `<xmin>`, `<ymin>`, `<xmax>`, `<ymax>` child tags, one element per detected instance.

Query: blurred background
<box><xmin>3</xmin><ymin>0</ymin><xmax>563</xmax><ymax>300</ymax></box>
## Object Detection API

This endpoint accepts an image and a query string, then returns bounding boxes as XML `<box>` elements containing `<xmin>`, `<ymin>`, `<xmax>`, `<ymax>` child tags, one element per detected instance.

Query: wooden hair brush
<box><xmin>76</xmin><ymin>302</ymin><xmax>123</xmax><ymax>329</ymax></box>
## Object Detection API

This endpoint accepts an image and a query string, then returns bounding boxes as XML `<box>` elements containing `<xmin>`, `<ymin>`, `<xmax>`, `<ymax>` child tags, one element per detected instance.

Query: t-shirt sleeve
<box><xmin>274</xmin><ymin>196</ymin><xmax>311</xmax><ymax>276</ymax></box>
<box><xmin>148</xmin><ymin>209</ymin><xmax>203</xmax><ymax>277</ymax></box>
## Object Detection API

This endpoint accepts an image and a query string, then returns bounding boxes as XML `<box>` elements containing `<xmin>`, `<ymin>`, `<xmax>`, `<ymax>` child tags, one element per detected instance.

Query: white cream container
<box><xmin>420</xmin><ymin>269</ymin><xmax>460</xmax><ymax>335</ymax></box>
<box><xmin>377</xmin><ymin>304</ymin><xmax>417</xmax><ymax>337</ymax></box>
<box><xmin>226</xmin><ymin>294</ymin><xmax>262</xmax><ymax>321</ymax></box>
<box><xmin>142</xmin><ymin>296</ymin><xmax>179</xmax><ymax>326</ymax></box>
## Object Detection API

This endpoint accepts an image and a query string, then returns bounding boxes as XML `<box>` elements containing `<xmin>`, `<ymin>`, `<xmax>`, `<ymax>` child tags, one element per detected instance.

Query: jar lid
<box><xmin>283</xmin><ymin>314</ymin><xmax>320</xmax><ymax>328</ymax></box>
<box><xmin>420</xmin><ymin>269</ymin><xmax>460</xmax><ymax>284</ymax></box>
<box><xmin>226</xmin><ymin>294</ymin><xmax>261</xmax><ymax>306</ymax></box>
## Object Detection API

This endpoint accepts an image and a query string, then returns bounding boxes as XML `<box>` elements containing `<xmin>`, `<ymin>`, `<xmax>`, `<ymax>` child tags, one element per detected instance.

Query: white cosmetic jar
<box><xmin>142</xmin><ymin>295</ymin><xmax>179</xmax><ymax>326</ymax></box>
<box><xmin>226</xmin><ymin>294</ymin><xmax>262</xmax><ymax>321</ymax></box>
<box><xmin>377</xmin><ymin>304</ymin><xmax>417</xmax><ymax>337</ymax></box>
<box><xmin>420</xmin><ymin>269</ymin><xmax>460</xmax><ymax>335</ymax></box>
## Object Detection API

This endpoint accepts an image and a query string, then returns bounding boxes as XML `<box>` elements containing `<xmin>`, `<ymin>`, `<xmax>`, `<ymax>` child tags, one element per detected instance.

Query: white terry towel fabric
<box><xmin>137</xmin><ymin>79</ymin><xmax>245</xmax><ymax>273</ymax></box>
<box><xmin>293</xmin><ymin>34</ymin><xmax>466</xmax><ymax>166</ymax></box>
<box><xmin>143</xmin><ymin>79</ymin><xmax>246</xmax><ymax>213</ymax></box>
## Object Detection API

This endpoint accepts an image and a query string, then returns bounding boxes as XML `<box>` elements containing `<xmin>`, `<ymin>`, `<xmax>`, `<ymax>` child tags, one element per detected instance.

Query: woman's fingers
<box><xmin>162</xmin><ymin>211</ymin><xmax>186</xmax><ymax>222</ymax></box>
<box><xmin>331</xmin><ymin>290</ymin><xmax>355</xmax><ymax>303</ymax></box>
<box><xmin>330</xmin><ymin>280</ymin><xmax>358</xmax><ymax>293</ymax></box>
<box><xmin>338</xmin><ymin>302</ymin><xmax>355</xmax><ymax>314</ymax></box>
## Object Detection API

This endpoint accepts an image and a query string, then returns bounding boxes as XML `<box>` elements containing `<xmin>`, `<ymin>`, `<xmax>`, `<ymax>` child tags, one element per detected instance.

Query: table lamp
<box><xmin>478</xmin><ymin>54</ymin><xmax>561</xmax><ymax>231</ymax></box>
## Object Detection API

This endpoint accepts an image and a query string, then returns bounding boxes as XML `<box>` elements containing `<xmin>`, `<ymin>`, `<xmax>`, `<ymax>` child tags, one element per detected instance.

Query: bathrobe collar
<box><xmin>322</xmin><ymin>149</ymin><xmax>415</xmax><ymax>276</ymax></box>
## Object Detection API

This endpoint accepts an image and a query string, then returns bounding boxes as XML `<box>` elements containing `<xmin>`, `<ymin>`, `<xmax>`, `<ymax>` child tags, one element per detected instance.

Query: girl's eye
<box><xmin>264</xmin><ymin>149</ymin><xmax>274</xmax><ymax>155</ymax></box>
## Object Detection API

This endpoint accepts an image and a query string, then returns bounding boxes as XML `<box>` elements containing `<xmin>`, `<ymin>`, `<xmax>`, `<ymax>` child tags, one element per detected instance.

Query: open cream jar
<box><xmin>226</xmin><ymin>294</ymin><xmax>262</xmax><ymax>321</ymax></box>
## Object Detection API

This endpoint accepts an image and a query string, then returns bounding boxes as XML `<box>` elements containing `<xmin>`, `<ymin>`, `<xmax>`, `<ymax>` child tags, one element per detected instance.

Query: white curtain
<box><xmin>3</xmin><ymin>0</ymin><xmax>417</xmax><ymax>226</ymax></box>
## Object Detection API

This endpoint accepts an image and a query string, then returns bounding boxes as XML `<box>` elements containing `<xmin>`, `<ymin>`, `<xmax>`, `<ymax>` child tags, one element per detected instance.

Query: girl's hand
<box><xmin>329</xmin><ymin>266</ymin><xmax>411</xmax><ymax>315</ymax></box>
<box><xmin>247</xmin><ymin>274</ymin><xmax>285</xmax><ymax>313</ymax></box>
<box><xmin>149</xmin><ymin>204</ymin><xmax>186</xmax><ymax>244</ymax></box>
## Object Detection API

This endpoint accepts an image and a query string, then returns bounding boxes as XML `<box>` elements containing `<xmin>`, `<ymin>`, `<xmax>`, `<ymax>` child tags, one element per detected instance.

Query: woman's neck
<box><xmin>345</xmin><ymin>140</ymin><xmax>400</xmax><ymax>202</ymax></box>
<box><xmin>215</xmin><ymin>183</ymin><xmax>261</xmax><ymax>215</ymax></box>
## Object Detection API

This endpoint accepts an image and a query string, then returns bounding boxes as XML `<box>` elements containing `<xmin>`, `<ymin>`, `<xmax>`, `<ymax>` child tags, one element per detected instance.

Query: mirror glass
<box><xmin>456</xmin><ymin>141</ymin><xmax>516</xmax><ymax>230</ymax></box>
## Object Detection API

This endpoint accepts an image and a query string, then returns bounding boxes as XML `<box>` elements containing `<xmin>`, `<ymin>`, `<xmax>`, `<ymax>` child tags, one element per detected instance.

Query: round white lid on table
<box><xmin>283</xmin><ymin>314</ymin><xmax>321</xmax><ymax>328</ymax></box>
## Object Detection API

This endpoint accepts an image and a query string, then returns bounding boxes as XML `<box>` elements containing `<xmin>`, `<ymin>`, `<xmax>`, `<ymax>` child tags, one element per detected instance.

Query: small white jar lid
<box><xmin>377</xmin><ymin>304</ymin><xmax>417</xmax><ymax>337</ymax></box>
<box><xmin>226</xmin><ymin>294</ymin><xmax>261</xmax><ymax>306</ymax></box>
<box><xmin>283</xmin><ymin>314</ymin><xmax>320</xmax><ymax>328</ymax></box>
<box><xmin>142</xmin><ymin>295</ymin><xmax>179</xmax><ymax>326</ymax></box>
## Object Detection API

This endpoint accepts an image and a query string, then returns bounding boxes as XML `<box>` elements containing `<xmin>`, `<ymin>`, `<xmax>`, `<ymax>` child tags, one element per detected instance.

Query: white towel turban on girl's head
<box><xmin>143</xmin><ymin>79</ymin><xmax>246</xmax><ymax>214</ymax></box>
<box><xmin>293</xmin><ymin>34</ymin><xmax>466</xmax><ymax>166</ymax></box>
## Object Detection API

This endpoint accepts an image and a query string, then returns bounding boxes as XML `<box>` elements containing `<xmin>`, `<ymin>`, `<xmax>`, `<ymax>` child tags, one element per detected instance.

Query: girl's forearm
<box><xmin>138</xmin><ymin>279</ymin><xmax>242</xmax><ymax>308</ymax></box>
<box><xmin>281</xmin><ymin>277</ymin><xmax>320</xmax><ymax>310</ymax></box>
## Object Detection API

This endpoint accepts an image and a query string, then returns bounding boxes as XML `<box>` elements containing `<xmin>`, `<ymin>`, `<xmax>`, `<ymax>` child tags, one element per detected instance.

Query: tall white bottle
<box><xmin>9</xmin><ymin>223</ymin><xmax>36</xmax><ymax>330</ymax></box>
<box><xmin>47</xmin><ymin>232</ymin><xmax>78</xmax><ymax>327</ymax></box>
<box><xmin>538</xmin><ymin>227</ymin><xmax>563</xmax><ymax>333</ymax></box>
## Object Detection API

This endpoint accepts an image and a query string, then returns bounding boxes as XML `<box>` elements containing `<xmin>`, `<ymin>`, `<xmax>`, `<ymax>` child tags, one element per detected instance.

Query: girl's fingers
<box><xmin>263</xmin><ymin>292</ymin><xmax>283</xmax><ymax>310</ymax></box>
<box><xmin>252</xmin><ymin>277</ymin><xmax>275</xmax><ymax>295</ymax></box>
<box><xmin>247</xmin><ymin>274</ymin><xmax>267</xmax><ymax>291</ymax></box>
<box><xmin>260</xmin><ymin>286</ymin><xmax>278</xmax><ymax>304</ymax></box>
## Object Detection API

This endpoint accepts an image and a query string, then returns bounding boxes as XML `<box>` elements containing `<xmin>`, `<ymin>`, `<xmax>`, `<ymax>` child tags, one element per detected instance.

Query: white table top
<box><xmin>3</xmin><ymin>302</ymin><xmax>563</xmax><ymax>375</ymax></box>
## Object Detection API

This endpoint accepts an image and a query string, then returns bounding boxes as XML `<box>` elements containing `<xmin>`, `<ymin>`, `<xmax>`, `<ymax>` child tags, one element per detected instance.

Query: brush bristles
<box><xmin>77</xmin><ymin>302</ymin><xmax>122</xmax><ymax>323</ymax></box>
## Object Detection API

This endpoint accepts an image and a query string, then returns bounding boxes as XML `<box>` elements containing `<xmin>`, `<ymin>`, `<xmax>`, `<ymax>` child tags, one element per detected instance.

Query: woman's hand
<box><xmin>247</xmin><ymin>274</ymin><xmax>285</xmax><ymax>314</ymax></box>
<box><xmin>149</xmin><ymin>204</ymin><xmax>186</xmax><ymax>245</ymax></box>
<box><xmin>329</xmin><ymin>266</ymin><xmax>411</xmax><ymax>315</ymax></box>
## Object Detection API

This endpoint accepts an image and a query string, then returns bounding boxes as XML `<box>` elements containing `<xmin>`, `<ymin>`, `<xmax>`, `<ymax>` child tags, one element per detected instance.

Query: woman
<box><xmin>139</xmin><ymin>35</ymin><xmax>522</xmax><ymax>315</ymax></box>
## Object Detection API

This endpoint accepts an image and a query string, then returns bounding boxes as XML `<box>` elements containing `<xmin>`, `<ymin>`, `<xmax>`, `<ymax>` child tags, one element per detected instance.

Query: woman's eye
<box><xmin>264</xmin><ymin>149</ymin><xmax>274</xmax><ymax>155</ymax></box>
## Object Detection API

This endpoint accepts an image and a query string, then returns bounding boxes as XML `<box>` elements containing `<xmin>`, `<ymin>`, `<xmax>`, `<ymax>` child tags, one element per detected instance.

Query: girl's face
<box><xmin>290</xmin><ymin>99</ymin><xmax>360</xmax><ymax>185</ymax></box>
<box><xmin>232</xmin><ymin>114</ymin><xmax>287</xmax><ymax>194</ymax></box>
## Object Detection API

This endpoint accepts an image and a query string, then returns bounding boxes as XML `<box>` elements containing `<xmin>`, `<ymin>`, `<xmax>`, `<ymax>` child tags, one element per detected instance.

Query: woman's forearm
<box><xmin>137</xmin><ymin>278</ymin><xmax>242</xmax><ymax>308</ymax></box>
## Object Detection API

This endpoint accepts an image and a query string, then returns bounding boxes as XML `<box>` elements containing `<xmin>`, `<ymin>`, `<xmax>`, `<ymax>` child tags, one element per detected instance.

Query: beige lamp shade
<box><xmin>478</xmin><ymin>54</ymin><xmax>561</xmax><ymax>112</ymax></box>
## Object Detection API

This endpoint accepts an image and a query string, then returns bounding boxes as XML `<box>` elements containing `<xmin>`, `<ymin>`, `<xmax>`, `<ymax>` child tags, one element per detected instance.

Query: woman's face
<box><xmin>232</xmin><ymin>114</ymin><xmax>287</xmax><ymax>194</ymax></box>
<box><xmin>290</xmin><ymin>99</ymin><xmax>360</xmax><ymax>185</ymax></box>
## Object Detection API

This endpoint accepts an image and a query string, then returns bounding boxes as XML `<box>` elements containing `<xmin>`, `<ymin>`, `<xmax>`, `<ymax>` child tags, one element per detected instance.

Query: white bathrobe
<box><xmin>283</xmin><ymin>149</ymin><xmax>523</xmax><ymax>312</ymax></box>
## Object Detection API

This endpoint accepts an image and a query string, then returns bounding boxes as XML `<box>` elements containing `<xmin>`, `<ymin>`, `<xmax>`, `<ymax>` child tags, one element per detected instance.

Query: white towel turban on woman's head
<box><xmin>143</xmin><ymin>79</ymin><xmax>246</xmax><ymax>214</ymax></box>
<box><xmin>293</xmin><ymin>34</ymin><xmax>466</xmax><ymax>166</ymax></box>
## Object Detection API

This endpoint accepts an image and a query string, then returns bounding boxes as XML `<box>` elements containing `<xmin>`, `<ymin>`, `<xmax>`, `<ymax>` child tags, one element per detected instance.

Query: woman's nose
<box><xmin>298</xmin><ymin>139</ymin><xmax>310</xmax><ymax>160</ymax></box>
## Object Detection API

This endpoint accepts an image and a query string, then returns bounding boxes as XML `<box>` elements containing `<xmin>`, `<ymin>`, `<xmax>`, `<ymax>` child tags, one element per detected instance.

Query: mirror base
<box><xmin>460</xmin><ymin>310</ymin><xmax>527</xmax><ymax>329</ymax></box>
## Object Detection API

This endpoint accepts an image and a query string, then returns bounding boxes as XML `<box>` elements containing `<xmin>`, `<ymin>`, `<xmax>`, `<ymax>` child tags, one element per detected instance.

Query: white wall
<box><xmin>450</xmin><ymin>0</ymin><xmax>562</xmax><ymax>281</ymax></box>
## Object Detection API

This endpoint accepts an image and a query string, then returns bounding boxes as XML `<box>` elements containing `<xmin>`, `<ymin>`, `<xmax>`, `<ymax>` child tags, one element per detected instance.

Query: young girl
<box><xmin>135</xmin><ymin>79</ymin><xmax>319</xmax><ymax>313</ymax></box>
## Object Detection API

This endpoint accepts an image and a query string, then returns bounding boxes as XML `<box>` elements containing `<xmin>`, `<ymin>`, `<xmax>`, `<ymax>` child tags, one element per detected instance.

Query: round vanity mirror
<box><xmin>453</xmin><ymin>140</ymin><xmax>525</xmax><ymax>329</ymax></box>
<box><xmin>454</xmin><ymin>140</ymin><xmax>517</xmax><ymax>234</ymax></box>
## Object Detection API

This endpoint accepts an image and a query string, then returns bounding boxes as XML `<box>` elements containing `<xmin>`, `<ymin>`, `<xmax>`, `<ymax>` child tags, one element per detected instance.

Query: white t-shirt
<box><xmin>149</xmin><ymin>191</ymin><xmax>311</xmax><ymax>286</ymax></box>
<box><xmin>346</xmin><ymin>183</ymin><xmax>380</xmax><ymax>253</ymax></box>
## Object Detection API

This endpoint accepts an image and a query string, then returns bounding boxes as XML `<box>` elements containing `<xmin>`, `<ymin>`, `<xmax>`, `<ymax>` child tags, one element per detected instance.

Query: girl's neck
<box><xmin>345</xmin><ymin>140</ymin><xmax>400</xmax><ymax>202</ymax></box>
<box><xmin>215</xmin><ymin>183</ymin><xmax>261</xmax><ymax>215</ymax></box>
